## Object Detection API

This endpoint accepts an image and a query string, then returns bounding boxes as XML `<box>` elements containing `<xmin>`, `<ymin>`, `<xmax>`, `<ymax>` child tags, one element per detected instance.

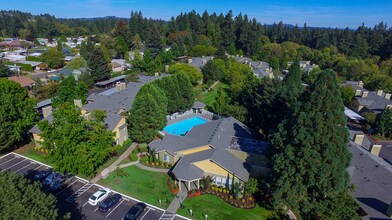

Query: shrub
<box><xmin>16</xmin><ymin>63</ymin><xmax>33</xmax><ymax>71</ymax></box>
<box><xmin>155</xmin><ymin>162</ymin><xmax>160</xmax><ymax>166</ymax></box>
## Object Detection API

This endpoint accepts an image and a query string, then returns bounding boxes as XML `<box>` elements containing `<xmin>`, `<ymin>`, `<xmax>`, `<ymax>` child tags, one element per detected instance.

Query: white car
<box><xmin>88</xmin><ymin>188</ymin><xmax>111</xmax><ymax>206</ymax></box>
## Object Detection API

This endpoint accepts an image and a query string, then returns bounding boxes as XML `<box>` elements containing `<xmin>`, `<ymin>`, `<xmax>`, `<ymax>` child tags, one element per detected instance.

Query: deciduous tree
<box><xmin>0</xmin><ymin>79</ymin><xmax>38</xmax><ymax>152</ymax></box>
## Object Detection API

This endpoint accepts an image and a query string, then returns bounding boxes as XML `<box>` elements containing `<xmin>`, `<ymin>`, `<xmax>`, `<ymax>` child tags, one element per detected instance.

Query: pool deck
<box><xmin>166</xmin><ymin>112</ymin><xmax>210</xmax><ymax>126</ymax></box>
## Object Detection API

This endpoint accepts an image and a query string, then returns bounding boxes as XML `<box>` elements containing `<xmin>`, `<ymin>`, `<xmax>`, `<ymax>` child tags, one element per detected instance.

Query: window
<box><xmin>216</xmin><ymin>176</ymin><xmax>222</xmax><ymax>185</ymax></box>
<box><xmin>163</xmin><ymin>155</ymin><xmax>170</xmax><ymax>162</ymax></box>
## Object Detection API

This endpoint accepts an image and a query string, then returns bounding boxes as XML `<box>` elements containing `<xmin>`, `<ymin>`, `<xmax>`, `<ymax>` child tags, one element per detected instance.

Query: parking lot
<box><xmin>0</xmin><ymin>153</ymin><xmax>185</xmax><ymax>220</ymax></box>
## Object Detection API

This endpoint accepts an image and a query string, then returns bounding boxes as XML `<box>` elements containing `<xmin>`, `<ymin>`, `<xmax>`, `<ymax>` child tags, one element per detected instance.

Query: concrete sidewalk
<box><xmin>91</xmin><ymin>142</ymin><xmax>137</xmax><ymax>183</ymax></box>
<box><xmin>166</xmin><ymin>182</ymin><xmax>188</xmax><ymax>214</ymax></box>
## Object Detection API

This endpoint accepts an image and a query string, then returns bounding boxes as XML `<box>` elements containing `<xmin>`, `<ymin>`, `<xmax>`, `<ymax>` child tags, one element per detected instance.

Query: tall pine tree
<box><xmin>89</xmin><ymin>47</ymin><xmax>111</xmax><ymax>82</ymax></box>
<box><xmin>270</xmin><ymin>69</ymin><xmax>359</xmax><ymax>219</ymax></box>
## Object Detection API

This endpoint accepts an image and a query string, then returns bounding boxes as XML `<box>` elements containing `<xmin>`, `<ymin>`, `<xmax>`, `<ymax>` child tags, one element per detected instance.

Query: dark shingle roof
<box><xmin>349</xmin><ymin>142</ymin><xmax>392</xmax><ymax>220</ymax></box>
<box><xmin>192</xmin><ymin>101</ymin><xmax>206</xmax><ymax>109</ymax></box>
<box><xmin>150</xmin><ymin>117</ymin><xmax>267</xmax><ymax>181</ymax></box>
<box><xmin>346</xmin><ymin>81</ymin><xmax>392</xmax><ymax>114</ymax></box>
<box><xmin>84</xmin><ymin>74</ymin><xmax>167</xmax><ymax>113</ymax></box>
<box><xmin>95</xmin><ymin>75</ymin><xmax>126</xmax><ymax>86</ymax></box>
<box><xmin>172</xmin><ymin>149</ymin><xmax>214</xmax><ymax>181</ymax></box>
<box><xmin>36</xmin><ymin>99</ymin><xmax>52</xmax><ymax>109</ymax></box>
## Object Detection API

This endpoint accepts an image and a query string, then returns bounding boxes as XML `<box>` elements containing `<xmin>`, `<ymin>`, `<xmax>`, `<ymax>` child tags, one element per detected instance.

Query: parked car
<box><xmin>33</xmin><ymin>169</ymin><xmax>52</xmax><ymax>181</ymax></box>
<box><xmin>123</xmin><ymin>203</ymin><xmax>146</xmax><ymax>220</ymax></box>
<box><xmin>50</xmin><ymin>173</ymin><xmax>73</xmax><ymax>191</ymax></box>
<box><xmin>43</xmin><ymin>172</ymin><xmax>61</xmax><ymax>186</ymax></box>
<box><xmin>88</xmin><ymin>188</ymin><xmax>111</xmax><ymax>206</ymax></box>
<box><xmin>99</xmin><ymin>193</ymin><xmax>122</xmax><ymax>213</ymax></box>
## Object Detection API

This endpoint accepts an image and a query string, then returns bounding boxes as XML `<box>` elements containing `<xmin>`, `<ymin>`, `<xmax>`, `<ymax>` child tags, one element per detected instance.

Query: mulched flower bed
<box><xmin>167</xmin><ymin>177</ymin><xmax>179</xmax><ymax>194</ymax></box>
<box><xmin>199</xmin><ymin>187</ymin><xmax>256</xmax><ymax>209</ymax></box>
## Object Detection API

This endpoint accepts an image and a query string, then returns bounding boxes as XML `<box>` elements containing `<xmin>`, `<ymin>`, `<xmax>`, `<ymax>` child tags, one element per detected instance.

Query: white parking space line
<box><xmin>55</xmin><ymin>178</ymin><xmax>79</xmax><ymax>196</ymax></box>
<box><xmin>1</xmin><ymin>159</ymin><xmax>26</xmax><ymax>172</ymax></box>
<box><xmin>0</xmin><ymin>156</ymin><xmax>17</xmax><ymax>166</ymax></box>
<box><xmin>14</xmin><ymin>162</ymin><xmax>33</xmax><ymax>173</ymax></box>
<box><xmin>82</xmin><ymin>201</ymin><xmax>90</xmax><ymax>207</ymax></box>
<box><xmin>106</xmin><ymin>198</ymin><xmax>124</xmax><ymax>217</ymax></box>
<box><xmin>25</xmin><ymin>164</ymin><xmax>43</xmax><ymax>175</ymax></box>
<box><xmin>0</xmin><ymin>153</ymin><xmax>12</xmax><ymax>160</ymax></box>
<box><xmin>94</xmin><ymin>207</ymin><xmax>99</xmax><ymax>212</ymax></box>
<box><xmin>140</xmin><ymin>209</ymin><xmax>151</xmax><ymax>220</ymax></box>
<box><xmin>147</xmin><ymin>206</ymin><xmax>156</xmax><ymax>211</ymax></box>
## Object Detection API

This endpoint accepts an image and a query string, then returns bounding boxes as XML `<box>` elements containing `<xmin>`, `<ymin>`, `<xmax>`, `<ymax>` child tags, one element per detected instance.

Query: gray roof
<box><xmin>192</xmin><ymin>101</ymin><xmax>206</xmax><ymax>109</ymax></box>
<box><xmin>172</xmin><ymin>149</ymin><xmax>214</xmax><ymax>181</ymax></box>
<box><xmin>36</xmin><ymin>98</ymin><xmax>52</xmax><ymax>109</ymax></box>
<box><xmin>17</xmin><ymin>60</ymin><xmax>42</xmax><ymax>67</ymax></box>
<box><xmin>346</xmin><ymin>81</ymin><xmax>392</xmax><ymax>114</ymax></box>
<box><xmin>150</xmin><ymin>117</ymin><xmax>268</xmax><ymax>181</ymax></box>
<box><xmin>349</xmin><ymin>142</ymin><xmax>392</xmax><ymax>220</ymax></box>
<box><xmin>105</xmin><ymin>113</ymin><xmax>123</xmax><ymax>131</ymax></box>
<box><xmin>59</xmin><ymin>68</ymin><xmax>74</xmax><ymax>76</ymax></box>
<box><xmin>95</xmin><ymin>75</ymin><xmax>126</xmax><ymax>86</ymax></box>
<box><xmin>234</xmin><ymin>56</ymin><xmax>271</xmax><ymax>78</ymax></box>
<box><xmin>188</xmin><ymin>56</ymin><xmax>213</xmax><ymax>70</ymax></box>
<box><xmin>84</xmin><ymin>74</ymin><xmax>167</xmax><ymax>113</ymax></box>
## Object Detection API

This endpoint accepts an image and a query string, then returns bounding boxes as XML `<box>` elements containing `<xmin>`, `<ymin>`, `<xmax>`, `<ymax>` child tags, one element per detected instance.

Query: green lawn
<box><xmin>197</xmin><ymin>82</ymin><xmax>230</xmax><ymax>109</ymax></box>
<box><xmin>99</xmin><ymin>166</ymin><xmax>175</xmax><ymax>209</ymax></box>
<box><xmin>14</xmin><ymin>142</ymin><xmax>55</xmax><ymax>167</ymax></box>
<box><xmin>370</xmin><ymin>134</ymin><xmax>392</xmax><ymax>142</ymax></box>
<box><xmin>177</xmin><ymin>194</ymin><xmax>277</xmax><ymax>220</ymax></box>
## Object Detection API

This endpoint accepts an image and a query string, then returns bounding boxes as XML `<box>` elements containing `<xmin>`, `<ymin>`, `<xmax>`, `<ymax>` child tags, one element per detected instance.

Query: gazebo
<box><xmin>192</xmin><ymin>101</ymin><xmax>206</xmax><ymax>113</ymax></box>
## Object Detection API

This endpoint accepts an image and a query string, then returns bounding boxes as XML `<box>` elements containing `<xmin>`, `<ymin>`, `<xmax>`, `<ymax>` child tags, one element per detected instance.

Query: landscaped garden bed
<box><xmin>200</xmin><ymin>186</ymin><xmax>255</xmax><ymax>209</ymax></box>
<box><xmin>167</xmin><ymin>177</ymin><xmax>179</xmax><ymax>194</ymax></box>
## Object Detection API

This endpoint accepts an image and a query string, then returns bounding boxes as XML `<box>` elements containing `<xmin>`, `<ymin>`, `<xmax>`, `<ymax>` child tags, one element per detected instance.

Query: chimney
<box><xmin>354</xmin><ymin>134</ymin><xmax>364</xmax><ymax>145</ymax></box>
<box><xmin>202</xmin><ymin>59</ymin><xmax>207</xmax><ymax>65</ymax></box>
<box><xmin>154</xmin><ymin>72</ymin><xmax>159</xmax><ymax>77</ymax></box>
<box><xmin>188</xmin><ymin>58</ymin><xmax>193</xmax><ymax>64</ymax></box>
<box><xmin>244</xmin><ymin>60</ymin><xmax>248</xmax><ymax>65</ymax></box>
<box><xmin>73</xmin><ymin>99</ymin><xmax>82</xmax><ymax>108</ymax></box>
<box><xmin>358</xmin><ymin>81</ymin><xmax>364</xmax><ymax>88</ymax></box>
<box><xmin>384</xmin><ymin>93</ymin><xmax>391</xmax><ymax>100</ymax></box>
<box><xmin>377</xmin><ymin>90</ymin><xmax>384</xmax><ymax>96</ymax></box>
<box><xmin>370</xmin><ymin>144</ymin><xmax>382</xmax><ymax>156</ymax></box>
<box><xmin>165</xmin><ymin>65</ymin><xmax>169</xmax><ymax>72</ymax></box>
<box><xmin>116</xmin><ymin>82</ymin><xmax>126</xmax><ymax>92</ymax></box>
<box><xmin>362</xmin><ymin>91</ymin><xmax>368</xmax><ymax>98</ymax></box>
<box><xmin>387</xmin><ymin>201</ymin><xmax>392</xmax><ymax>217</ymax></box>
<box><xmin>355</xmin><ymin>89</ymin><xmax>362</xmax><ymax>96</ymax></box>
<box><xmin>42</xmin><ymin>106</ymin><xmax>52</xmax><ymax>118</ymax></box>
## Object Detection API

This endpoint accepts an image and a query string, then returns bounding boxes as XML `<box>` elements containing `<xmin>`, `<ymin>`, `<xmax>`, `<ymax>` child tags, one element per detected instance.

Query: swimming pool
<box><xmin>164</xmin><ymin>116</ymin><xmax>207</xmax><ymax>136</ymax></box>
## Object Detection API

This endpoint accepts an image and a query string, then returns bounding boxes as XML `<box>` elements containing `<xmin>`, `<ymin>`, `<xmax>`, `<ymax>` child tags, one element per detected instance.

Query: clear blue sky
<box><xmin>5</xmin><ymin>0</ymin><xmax>392</xmax><ymax>28</ymax></box>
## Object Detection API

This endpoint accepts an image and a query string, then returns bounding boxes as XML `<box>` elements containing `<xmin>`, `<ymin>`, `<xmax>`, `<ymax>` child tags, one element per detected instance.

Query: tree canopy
<box><xmin>0</xmin><ymin>78</ymin><xmax>38</xmax><ymax>152</ymax></box>
<box><xmin>52</xmin><ymin>75</ymin><xmax>88</xmax><ymax>107</ymax></box>
<box><xmin>42</xmin><ymin>47</ymin><xmax>64</xmax><ymax>69</ymax></box>
<box><xmin>0</xmin><ymin>171</ymin><xmax>58</xmax><ymax>220</ymax></box>
<box><xmin>169</xmin><ymin>63</ymin><xmax>202</xmax><ymax>85</ymax></box>
<box><xmin>38</xmin><ymin>103</ymin><xmax>114</xmax><ymax>177</ymax></box>
<box><xmin>269</xmin><ymin>70</ymin><xmax>359</xmax><ymax>219</ymax></box>
<box><xmin>89</xmin><ymin>47</ymin><xmax>111</xmax><ymax>82</ymax></box>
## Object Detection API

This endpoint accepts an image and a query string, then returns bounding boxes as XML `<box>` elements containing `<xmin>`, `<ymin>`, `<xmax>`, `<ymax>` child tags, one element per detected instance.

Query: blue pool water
<box><xmin>164</xmin><ymin>117</ymin><xmax>207</xmax><ymax>136</ymax></box>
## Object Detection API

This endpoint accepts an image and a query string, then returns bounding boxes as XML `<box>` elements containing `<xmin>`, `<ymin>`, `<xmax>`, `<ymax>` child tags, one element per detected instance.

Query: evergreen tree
<box><xmin>270</xmin><ymin>70</ymin><xmax>358</xmax><ymax>219</ymax></box>
<box><xmin>377</xmin><ymin>107</ymin><xmax>392</xmax><ymax>138</ymax></box>
<box><xmin>0</xmin><ymin>79</ymin><xmax>38</xmax><ymax>152</ymax></box>
<box><xmin>89</xmin><ymin>47</ymin><xmax>111</xmax><ymax>82</ymax></box>
<box><xmin>213</xmin><ymin>88</ymin><xmax>227</xmax><ymax>115</ymax></box>
<box><xmin>128</xmin><ymin>84</ymin><xmax>167</xmax><ymax>143</ymax></box>
<box><xmin>201</xmin><ymin>60</ymin><xmax>221</xmax><ymax>83</ymax></box>
<box><xmin>155</xmin><ymin>77</ymin><xmax>181</xmax><ymax>113</ymax></box>
<box><xmin>175</xmin><ymin>72</ymin><xmax>195</xmax><ymax>111</ymax></box>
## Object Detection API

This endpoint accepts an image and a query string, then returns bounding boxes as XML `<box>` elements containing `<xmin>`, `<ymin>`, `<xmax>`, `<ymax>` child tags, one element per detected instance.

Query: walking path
<box><xmin>136</xmin><ymin>162</ymin><xmax>170</xmax><ymax>173</ymax></box>
<box><xmin>91</xmin><ymin>142</ymin><xmax>137</xmax><ymax>183</ymax></box>
<box><xmin>166</xmin><ymin>182</ymin><xmax>188</xmax><ymax>214</ymax></box>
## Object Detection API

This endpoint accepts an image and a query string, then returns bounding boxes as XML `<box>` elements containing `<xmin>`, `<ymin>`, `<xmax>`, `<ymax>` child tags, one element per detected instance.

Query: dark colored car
<box><xmin>43</xmin><ymin>172</ymin><xmax>61</xmax><ymax>186</ymax></box>
<box><xmin>99</xmin><ymin>193</ymin><xmax>122</xmax><ymax>213</ymax></box>
<box><xmin>50</xmin><ymin>173</ymin><xmax>73</xmax><ymax>191</ymax></box>
<box><xmin>33</xmin><ymin>169</ymin><xmax>52</xmax><ymax>181</ymax></box>
<box><xmin>123</xmin><ymin>203</ymin><xmax>146</xmax><ymax>220</ymax></box>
